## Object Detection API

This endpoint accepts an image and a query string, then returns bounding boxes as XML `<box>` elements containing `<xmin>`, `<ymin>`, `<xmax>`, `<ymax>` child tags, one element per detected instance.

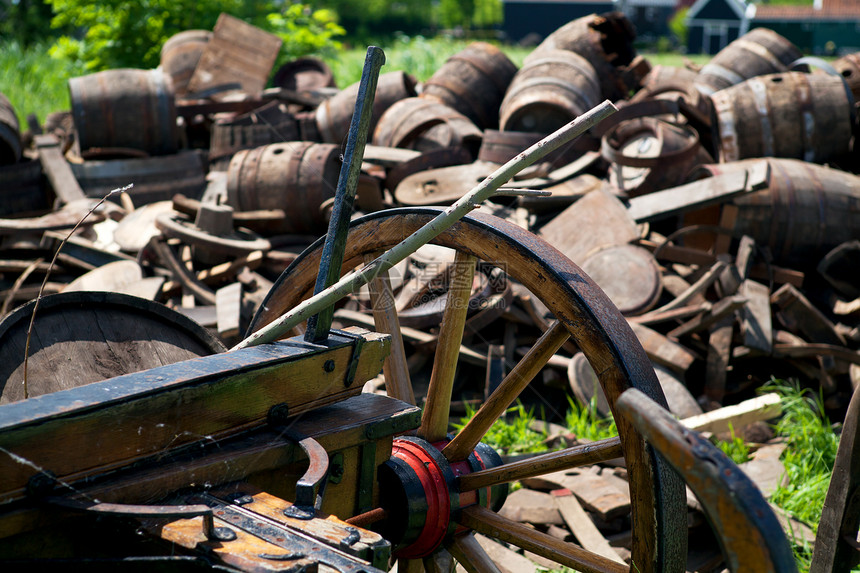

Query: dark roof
<box><xmin>754</xmin><ymin>0</ymin><xmax>860</xmax><ymax>21</ymax></box>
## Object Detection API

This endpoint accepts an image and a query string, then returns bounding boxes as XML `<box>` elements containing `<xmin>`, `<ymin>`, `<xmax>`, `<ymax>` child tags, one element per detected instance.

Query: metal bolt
<box><xmin>267</xmin><ymin>403</ymin><xmax>290</xmax><ymax>426</ymax></box>
<box><xmin>324</xmin><ymin>360</ymin><xmax>336</xmax><ymax>372</ymax></box>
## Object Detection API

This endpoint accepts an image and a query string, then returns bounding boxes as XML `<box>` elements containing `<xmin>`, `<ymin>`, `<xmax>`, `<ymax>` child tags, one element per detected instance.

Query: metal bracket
<box><xmin>45</xmin><ymin>497</ymin><xmax>237</xmax><ymax>542</ymax></box>
<box><xmin>330</xmin><ymin>328</ymin><xmax>366</xmax><ymax>388</ymax></box>
<box><xmin>279</xmin><ymin>429</ymin><xmax>330</xmax><ymax>520</ymax></box>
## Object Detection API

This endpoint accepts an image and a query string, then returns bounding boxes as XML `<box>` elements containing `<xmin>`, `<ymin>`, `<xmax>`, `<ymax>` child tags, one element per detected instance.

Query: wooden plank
<box><xmin>34</xmin><ymin>133</ymin><xmax>86</xmax><ymax>204</ymax></box>
<box><xmin>628</xmin><ymin>321</ymin><xmax>697</xmax><ymax>374</ymax></box>
<box><xmin>187</xmin><ymin>13</ymin><xmax>282</xmax><ymax>96</ymax></box>
<box><xmin>681</xmin><ymin>392</ymin><xmax>782</xmax><ymax>434</ymax></box>
<box><xmin>668</xmin><ymin>294</ymin><xmax>746</xmax><ymax>339</ymax></box>
<box><xmin>215</xmin><ymin>281</ymin><xmax>243</xmax><ymax>340</ymax></box>
<box><xmin>772</xmin><ymin>283</ymin><xmax>846</xmax><ymax>347</ymax></box>
<box><xmin>714</xmin><ymin>203</ymin><xmax>739</xmax><ymax>254</ymax></box>
<box><xmin>739</xmin><ymin>279</ymin><xmax>773</xmax><ymax>353</ymax></box>
<box><xmin>627</xmin><ymin>161</ymin><xmax>770</xmax><ymax>223</ymax></box>
<box><xmin>704</xmin><ymin>316</ymin><xmax>734</xmax><ymax>404</ymax></box>
<box><xmin>538</xmin><ymin>187</ymin><xmax>638</xmax><ymax>264</ymax></box>
<box><xmin>561</xmin><ymin>467</ymin><xmax>631</xmax><ymax>521</ymax></box>
<box><xmin>552</xmin><ymin>490</ymin><xmax>626</xmax><ymax>565</ymax></box>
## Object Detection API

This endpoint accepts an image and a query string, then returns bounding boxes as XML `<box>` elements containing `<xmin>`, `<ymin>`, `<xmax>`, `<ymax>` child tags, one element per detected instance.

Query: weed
<box><xmin>454</xmin><ymin>401</ymin><xmax>549</xmax><ymax>456</ymax></box>
<box><xmin>716</xmin><ymin>422</ymin><xmax>751</xmax><ymax>465</ymax></box>
<box><xmin>565</xmin><ymin>395</ymin><xmax>618</xmax><ymax>442</ymax></box>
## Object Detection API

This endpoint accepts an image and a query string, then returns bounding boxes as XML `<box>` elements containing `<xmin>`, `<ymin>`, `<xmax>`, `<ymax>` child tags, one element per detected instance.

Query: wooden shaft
<box><xmin>365</xmin><ymin>252</ymin><xmax>415</xmax><ymax>405</ymax></box>
<box><xmin>457</xmin><ymin>436</ymin><xmax>622</xmax><ymax>492</ymax></box>
<box><xmin>419</xmin><ymin>252</ymin><xmax>477</xmax><ymax>441</ymax></box>
<box><xmin>305</xmin><ymin>46</ymin><xmax>385</xmax><ymax>342</ymax></box>
<box><xmin>442</xmin><ymin>321</ymin><xmax>569</xmax><ymax>461</ymax></box>
<box><xmin>458</xmin><ymin>505</ymin><xmax>627</xmax><ymax>573</ymax></box>
<box><xmin>446</xmin><ymin>533</ymin><xmax>503</xmax><ymax>573</ymax></box>
<box><xmin>232</xmin><ymin>100</ymin><xmax>617</xmax><ymax>350</ymax></box>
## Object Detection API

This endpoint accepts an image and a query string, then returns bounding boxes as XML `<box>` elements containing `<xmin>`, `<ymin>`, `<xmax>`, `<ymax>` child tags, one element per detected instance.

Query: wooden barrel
<box><xmin>209</xmin><ymin>101</ymin><xmax>300</xmax><ymax>168</ymax></box>
<box><xmin>530</xmin><ymin>12</ymin><xmax>637</xmax><ymax>101</ymax></box>
<box><xmin>421</xmin><ymin>42</ymin><xmax>518</xmax><ymax>130</ymax></box>
<box><xmin>500</xmin><ymin>49</ymin><xmax>601</xmax><ymax>134</ymax></box>
<box><xmin>0</xmin><ymin>160</ymin><xmax>49</xmax><ymax>216</ymax></box>
<box><xmin>834</xmin><ymin>52</ymin><xmax>860</xmax><ymax>102</ymax></box>
<box><xmin>692</xmin><ymin>158</ymin><xmax>860</xmax><ymax>266</ymax></box>
<box><xmin>273</xmin><ymin>56</ymin><xmax>336</xmax><ymax>92</ymax></box>
<box><xmin>602</xmin><ymin>117</ymin><xmax>713</xmax><ymax>196</ymax></box>
<box><xmin>69</xmin><ymin>68</ymin><xmax>178</xmax><ymax>156</ymax></box>
<box><xmin>0</xmin><ymin>291</ymin><xmax>225</xmax><ymax>403</ymax></box>
<box><xmin>71</xmin><ymin>150</ymin><xmax>207</xmax><ymax>205</ymax></box>
<box><xmin>372</xmin><ymin>97</ymin><xmax>482</xmax><ymax>154</ymax></box>
<box><xmin>630</xmin><ymin>65</ymin><xmax>713</xmax><ymax>118</ymax></box>
<box><xmin>0</xmin><ymin>92</ymin><xmax>21</xmax><ymax>166</ymax></box>
<box><xmin>695</xmin><ymin>28</ymin><xmax>802</xmax><ymax>95</ymax></box>
<box><xmin>315</xmin><ymin>70</ymin><xmax>417</xmax><ymax>144</ymax></box>
<box><xmin>710</xmin><ymin>72</ymin><xmax>854</xmax><ymax>163</ymax></box>
<box><xmin>226</xmin><ymin>141</ymin><xmax>341</xmax><ymax>234</ymax></box>
<box><xmin>160</xmin><ymin>29</ymin><xmax>212</xmax><ymax>96</ymax></box>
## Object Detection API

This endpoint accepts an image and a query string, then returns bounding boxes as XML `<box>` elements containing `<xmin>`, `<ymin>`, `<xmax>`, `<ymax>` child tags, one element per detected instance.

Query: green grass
<box><xmin>716</xmin><ymin>422</ymin><xmax>751</xmax><ymax>465</ymax></box>
<box><xmin>0</xmin><ymin>40</ymin><xmax>86</xmax><ymax>128</ymax></box>
<box><xmin>564</xmin><ymin>396</ymin><xmax>618</xmax><ymax>442</ymax></box>
<box><xmin>454</xmin><ymin>401</ymin><xmax>550</xmax><ymax>456</ymax></box>
<box><xmin>762</xmin><ymin>378</ymin><xmax>853</xmax><ymax>572</ymax></box>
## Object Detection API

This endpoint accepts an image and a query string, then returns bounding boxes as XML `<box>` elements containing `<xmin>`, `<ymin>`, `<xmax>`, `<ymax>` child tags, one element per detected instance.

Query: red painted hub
<box><xmin>377</xmin><ymin>436</ymin><xmax>507</xmax><ymax>559</ymax></box>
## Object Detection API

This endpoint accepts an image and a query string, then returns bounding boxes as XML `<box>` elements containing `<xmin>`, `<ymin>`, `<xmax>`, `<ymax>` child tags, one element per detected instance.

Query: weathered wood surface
<box><xmin>0</xmin><ymin>326</ymin><xmax>389</xmax><ymax>504</ymax></box>
<box><xmin>187</xmin><ymin>13</ymin><xmax>282</xmax><ymax>97</ymax></box>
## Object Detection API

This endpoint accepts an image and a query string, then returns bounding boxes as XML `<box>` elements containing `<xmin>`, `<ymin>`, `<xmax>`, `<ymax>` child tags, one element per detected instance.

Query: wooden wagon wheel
<box><xmin>249</xmin><ymin>207</ymin><xmax>687</xmax><ymax>573</ymax></box>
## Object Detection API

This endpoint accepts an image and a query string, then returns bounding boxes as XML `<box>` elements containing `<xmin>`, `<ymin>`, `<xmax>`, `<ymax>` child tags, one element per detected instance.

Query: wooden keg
<box><xmin>0</xmin><ymin>92</ymin><xmax>21</xmax><ymax>166</ymax></box>
<box><xmin>834</xmin><ymin>52</ymin><xmax>860</xmax><ymax>102</ymax></box>
<box><xmin>372</xmin><ymin>97</ymin><xmax>482</xmax><ymax>154</ymax></box>
<box><xmin>695</xmin><ymin>28</ymin><xmax>802</xmax><ymax>95</ymax></box>
<box><xmin>529</xmin><ymin>12</ymin><xmax>638</xmax><ymax>101</ymax></box>
<box><xmin>69</xmin><ymin>68</ymin><xmax>178</xmax><ymax>156</ymax></box>
<box><xmin>272</xmin><ymin>56</ymin><xmax>336</xmax><ymax>92</ymax></box>
<box><xmin>0</xmin><ymin>291</ymin><xmax>225</xmax><ymax>403</ymax></box>
<box><xmin>710</xmin><ymin>72</ymin><xmax>854</xmax><ymax>163</ymax></box>
<box><xmin>421</xmin><ymin>42</ymin><xmax>518</xmax><ymax>130</ymax></box>
<box><xmin>160</xmin><ymin>30</ymin><xmax>212</xmax><ymax>96</ymax></box>
<box><xmin>71</xmin><ymin>150</ymin><xmax>207</xmax><ymax>205</ymax></box>
<box><xmin>226</xmin><ymin>141</ymin><xmax>341</xmax><ymax>234</ymax></box>
<box><xmin>315</xmin><ymin>70</ymin><xmax>417</xmax><ymax>144</ymax></box>
<box><xmin>691</xmin><ymin>158</ymin><xmax>860</xmax><ymax>266</ymax></box>
<box><xmin>500</xmin><ymin>49</ymin><xmax>601</xmax><ymax>134</ymax></box>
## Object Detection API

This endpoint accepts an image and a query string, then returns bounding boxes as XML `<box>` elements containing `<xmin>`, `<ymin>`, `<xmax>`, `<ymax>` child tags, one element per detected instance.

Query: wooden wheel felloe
<box><xmin>249</xmin><ymin>207</ymin><xmax>687</xmax><ymax>573</ymax></box>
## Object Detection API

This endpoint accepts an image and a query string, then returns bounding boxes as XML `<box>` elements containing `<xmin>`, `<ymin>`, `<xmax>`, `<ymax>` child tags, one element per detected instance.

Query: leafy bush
<box><xmin>47</xmin><ymin>0</ymin><xmax>344</xmax><ymax>72</ymax></box>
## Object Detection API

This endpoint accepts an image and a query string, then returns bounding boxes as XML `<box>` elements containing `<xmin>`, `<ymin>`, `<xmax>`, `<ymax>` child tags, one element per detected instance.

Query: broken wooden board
<box><xmin>739</xmin><ymin>279</ymin><xmax>773</xmax><ymax>353</ymax></box>
<box><xmin>561</xmin><ymin>467</ymin><xmax>631</xmax><ymax>521</ymax></box>
<box><xmin>34</xmin><ymin>133</ymin><xmax>86</xmax><ymax>204</ymax></box>
<box><xmin>681</xmin><ymin>393</ymin><xmax>782</xmax><ymax>434</ymax></box>
<box><xmin>187</xmin><ymin>13</ymin><xmax>283</xmax><ymax>97</ymax></box>
<box><xmin>627</xmin><ymin>160</ymin><xmax>770</xmax><ymax>223</ymax></box>
<box><xmin>772</xmin><ymin>283</ymin><xmax>846</xmax><ymax>347</ymax></box>
<box><xmin>552</xmin><ymin>489</ymin><xmax>626</xmax><ymax>565</ymax></box>
<box><xmin>538</xmin><ymin>186</ymin><xmax>639</xmax><ymax>265</ymax></box>
<box><xmin>498</xmin><ymin>488</ymin><xmax>564</xmax><ymax>525</ymax></box>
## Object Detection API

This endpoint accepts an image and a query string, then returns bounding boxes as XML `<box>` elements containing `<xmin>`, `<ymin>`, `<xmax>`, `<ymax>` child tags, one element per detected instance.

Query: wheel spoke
<box><xmin>364</xmin><ymin>252</ymin><xmax>415</xmax><ymax>405</ymax></box>
<box><xmin>446</xmin><ymin>534</ymin><xmax>503</xmax><ymax>573</ymax></box>
<box><xmin>418</xmin><ymin>252</ymin><xmax>477</xmax><ymax>442</ymax></box>
<box><xmin>457</xmin><ymin>436</ymin><xmax>622</xmax><ymax>491</ymax></box>
<box><xmin>442</xmin><ymin>321</ymin><xmax>569</xmax><ymax>461</ymax></box>
<box><xmin>458</xmin><ymin>505</ymin><xmax>627</xmax><ymax>573</ymax></box>
<box><xmin>423</xmin><ymin>548</ymin><xmax>456</xmax><ymax>573</ymax></box>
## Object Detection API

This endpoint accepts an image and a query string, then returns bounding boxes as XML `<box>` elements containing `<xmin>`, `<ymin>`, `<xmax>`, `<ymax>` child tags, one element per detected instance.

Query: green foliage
<box><xmin>565</xmin><ymin>396</ymin><xmax>618</xmax><ymax>442</ymax></box>
<box><xmin>438</xmin><ymin>0</ymin><xmax>502</xmax><ymax>30</ymax></box>
<box><xmin>46</xmin><ymin>1</ymin><xmax>343</xmax><ymax>72</ymax></box>
<box><xmin>0</xmin><ymin>0</ymin><xmax>60</xmax><ymax>45</ymax></box>
<box><xmin>669</xmin><ymin>7</ymin><xmax>689</xmax><ymax>46</ymax></box>
<box><xmin>454</xmin><ymin>402</ymin><xmax>549</xmax><ymax>456</ymax></box>
<box><xmin>309</xmin><ymin>0</ymin><xmax>433</xmax><ymax>42</ymax></box>
<box><xmin>716</xmin><ymin>423</ymin><xmax>750</xmax><ymax>465</ymax></box>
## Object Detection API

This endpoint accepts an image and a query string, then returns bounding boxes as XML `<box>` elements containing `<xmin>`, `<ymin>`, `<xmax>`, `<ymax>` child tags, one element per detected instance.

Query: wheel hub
<box><xmin>377</xmin><ymin>436</ymin><xmax>508</xmax><ymax>559</ymax></box>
